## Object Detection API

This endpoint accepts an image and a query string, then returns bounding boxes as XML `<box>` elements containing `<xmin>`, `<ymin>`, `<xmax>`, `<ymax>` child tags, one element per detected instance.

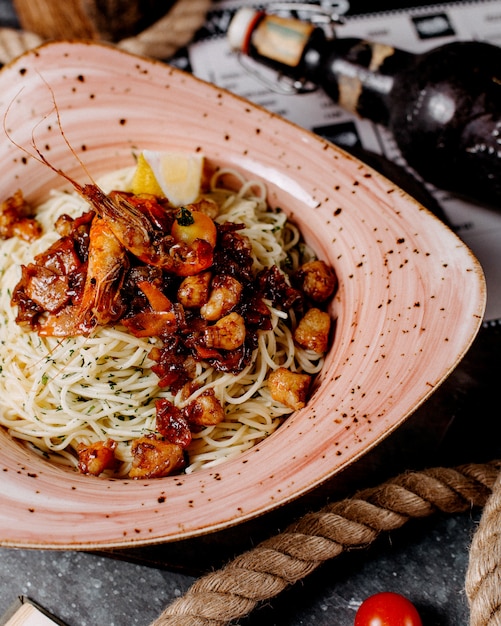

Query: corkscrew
<box><xmin>232</xmin><ymin>2</ymin><xmax>346</xmax><ymax>95</ymax></box>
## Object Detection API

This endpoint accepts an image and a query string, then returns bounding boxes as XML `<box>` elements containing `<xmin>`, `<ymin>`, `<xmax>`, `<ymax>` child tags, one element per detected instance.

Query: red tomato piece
<box><xmin>354</xmin><ymin>592</ymin><xmax>423</xmax><ymax>626</ymax></box>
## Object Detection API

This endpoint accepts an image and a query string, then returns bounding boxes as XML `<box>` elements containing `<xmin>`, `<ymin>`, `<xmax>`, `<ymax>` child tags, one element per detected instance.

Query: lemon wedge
<box><xmin>131</xmin><ymin>150</ymin><xmax>204</xmax><ymax>206</ymax></box>
<box><xmin>131</xmin><ymin>153</ymin><xmax>164</xmax><ymax>197</ymax></box>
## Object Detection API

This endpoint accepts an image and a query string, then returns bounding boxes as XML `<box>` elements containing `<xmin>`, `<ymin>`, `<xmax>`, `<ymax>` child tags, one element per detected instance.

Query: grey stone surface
<box><xmin>0</xmin><ymin>511</ymin><xmax>479</xmax><ymax>625</ymax></box>
<box><xmin>0</xmin><ymin>548</ymin><xmax>193</xmax><ymax>625</ymax></box>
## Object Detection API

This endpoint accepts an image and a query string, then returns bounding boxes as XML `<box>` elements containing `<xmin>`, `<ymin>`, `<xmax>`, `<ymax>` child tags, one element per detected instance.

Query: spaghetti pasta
<box><xmin>0</xmin><ymin>163</ymin><xmax>331</xmax><ymax>477</ymax></box>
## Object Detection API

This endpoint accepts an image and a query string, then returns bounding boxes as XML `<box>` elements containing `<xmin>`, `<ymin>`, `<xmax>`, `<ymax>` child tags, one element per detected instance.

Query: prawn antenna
<box><xmin>38</xmin><ymin>72</ymin><xmax>96</xmax><ymax>185</ymax></box>
<box><xmin>3</xmin><ymin>74</ymin><xmax>97</xmax><ymax>191</ymax></box>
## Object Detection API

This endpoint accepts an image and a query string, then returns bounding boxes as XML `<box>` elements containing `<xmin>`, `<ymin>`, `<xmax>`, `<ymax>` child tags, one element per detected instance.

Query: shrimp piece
<box><xmin>268</xmin><ymin>367</ymin><xmax>311</xmax><ymax>410</ymax></box>
<box><xmin>77</xmin><ymin>439</ymin><xmax>117</xmax><ymax>476</ymax></box>
<box><xmin>184</xmin><ymin>389</ymin><xmax>225</xmax><ymax>426</ymax></box>
<box><xmin>203</xmin><ymin>312</ymin><xmax>246</xmax><ymax>350</ymax></box>
<box><xmin>294</xmin><ymin>307</ymin><xmax>331</xmax><ymax>353</ymax></box>
<box><xmin>155</xmin><ymin>391</ymin><xmax>224</xmax><ymax>445</ymax></box>
<box><xmin>295</xmin><ymin>260</ymin><xmax>337</xmax><ymax>303</ymax></box>
<box><xmin>129</xmin><ymin>434</ymin><xmax>185</xmax><ymax>479</ymax></box>
<box><xmin>185</xmin><ymin>197</ymin><xmax>220</xmax><ymax>220</ymax></box>
<box><xmin>177</xmin><ymin>271</ymin><xmax>212</xmax><ymax>309</ymax></box>
<box><xmin>0</xmin><ymin>189</ymin><xmax>42</xmax><ymax>242</ymax></box>
<box><xmin>200</xmin><ymin>275</ymin><xmax>243</xmax><ymax>321</ymax></box>
<box><xmin>169</xmin><ymin>238</ymin><xmax>214</xmax><ymax>277</ymax></box>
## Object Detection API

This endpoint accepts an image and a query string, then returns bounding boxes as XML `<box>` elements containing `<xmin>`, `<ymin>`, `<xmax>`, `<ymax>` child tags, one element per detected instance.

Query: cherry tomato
<box><xmin>354</xmin><ymin>592</ymin><xmax>423</xmax><ymax>626</ymax></box>
<box><xmin>171</xmin><ymin>207</ymin><xmax>217</xmax><ymax>247</ymax></box>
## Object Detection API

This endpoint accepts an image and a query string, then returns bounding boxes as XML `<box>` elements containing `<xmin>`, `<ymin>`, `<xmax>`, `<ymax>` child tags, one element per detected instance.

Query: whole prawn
<box><xmin>39</xmin><ymin>215</ymin><xmax>129</xmax><ymax>336</ymax></box>
<box><xmin>4</xmin><ymin>85</ymin><xmax>214</xmax><ymax>336</ymax></box>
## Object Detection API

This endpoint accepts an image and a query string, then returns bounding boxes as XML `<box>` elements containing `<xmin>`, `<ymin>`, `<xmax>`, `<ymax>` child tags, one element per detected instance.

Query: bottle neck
<box><xmin>231</xmin><ymin>10</ymin><xmax>414</xmax><ymax>126</ymax></box>
<box><xmin>320</xmin><ymin>39</ymin><xmax>414</xmax><ymax>126</ymax></box>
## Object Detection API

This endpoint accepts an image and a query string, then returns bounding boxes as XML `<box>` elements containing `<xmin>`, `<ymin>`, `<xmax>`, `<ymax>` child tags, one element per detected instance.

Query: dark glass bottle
<box><xmin>228</xmin><ymin>8</ymin><xmax>501</xmax><ymax>209</ymax></box>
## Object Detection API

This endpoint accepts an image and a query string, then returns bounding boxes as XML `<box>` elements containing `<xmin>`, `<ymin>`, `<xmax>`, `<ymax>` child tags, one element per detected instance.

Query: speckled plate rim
<box><xmin>0</xmin><ymin>40</ymin><xmax>486</xmax><ymax>549</ymax></box>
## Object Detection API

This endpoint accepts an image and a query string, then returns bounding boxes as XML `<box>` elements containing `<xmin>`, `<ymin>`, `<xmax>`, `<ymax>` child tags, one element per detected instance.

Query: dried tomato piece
<box><xmin>34</xmin><ymin>236</ymin><xmax>81</xmax><ymax>275</ymax></box>
<box><xmin>155</xmin><ymin>398</ymin><xmax>192</xmax><ymax>448</ymax></box>
<box><xmin>257</xmin><ymin>265</ymin><xmax>303</xmax><ymax>310</ymax></box>
<box><xmin>17</xmin><ymin>264</ymin><xmax>70</xmax><ymax>313</ymax></box>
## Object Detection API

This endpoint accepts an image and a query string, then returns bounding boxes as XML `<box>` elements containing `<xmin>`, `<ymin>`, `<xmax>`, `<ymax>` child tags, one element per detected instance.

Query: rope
<box><xmin>0</xmin><ymin>27</ymin><xmax>42</xmax><ymax>65</ymax></box>
<box><xmin>0</xmin><ymin>0</ymin><xmax>211</xmax><ymax>65</ymax></box>
<box><xmin>117</xmin><ymin>0</ymin><xmax>211</xmax><ymax>60</ymax></box>
<box><xmin>466</xmin><ymin>468</ymin><xmax>501</xmax><ymax>625</ymax></box>
<box><xmin>148</xmin><ymin>460</ymin><xmax>501</xmax><ymax>626</ymax></box>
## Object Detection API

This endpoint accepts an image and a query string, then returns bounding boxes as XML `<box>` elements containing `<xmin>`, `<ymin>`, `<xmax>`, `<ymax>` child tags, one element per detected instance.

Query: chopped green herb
<box><xmin>175</xmin><ymin>206</ymin><xmax>195</xmax><ymax>226</ymax></box>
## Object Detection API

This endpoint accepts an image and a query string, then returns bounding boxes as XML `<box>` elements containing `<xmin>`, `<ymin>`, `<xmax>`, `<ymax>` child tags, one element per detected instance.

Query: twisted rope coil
<box><xmin>0</xmin><ymin>0</ymin><xmax>211</xmax><ymax>65</ymax></box>
<box><xmin>0</xmin><ymin>27</ymin><xmax>42</xmax><ymax>65</ymax></box>
<box><xmin>117</xmin><ymin>0</ymin><xmax>211</xmax><ymax>60</ymax></box>
<box><xmin>466</xmin><ymin>468</ymin><xmax>501</xmax><ymax>626</ymax></box>
<box><xmin>147</xmin><ymin>461</ymin><xmax>501</xmax><ymax>626</ymax></box>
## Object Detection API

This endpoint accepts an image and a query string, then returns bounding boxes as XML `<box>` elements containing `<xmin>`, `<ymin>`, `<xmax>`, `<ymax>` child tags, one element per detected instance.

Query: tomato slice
<box><xmin>354</xmin><ymin>592</ymin><xmax>423</xmax><ymax>626</ymax></box>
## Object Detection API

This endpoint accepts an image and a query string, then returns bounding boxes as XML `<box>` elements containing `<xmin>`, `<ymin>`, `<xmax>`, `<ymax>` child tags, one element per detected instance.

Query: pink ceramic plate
<box><xmin>0</xmin><ymin>41</ymin><xmax>485</xmax><ymax>549</ymax></box>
